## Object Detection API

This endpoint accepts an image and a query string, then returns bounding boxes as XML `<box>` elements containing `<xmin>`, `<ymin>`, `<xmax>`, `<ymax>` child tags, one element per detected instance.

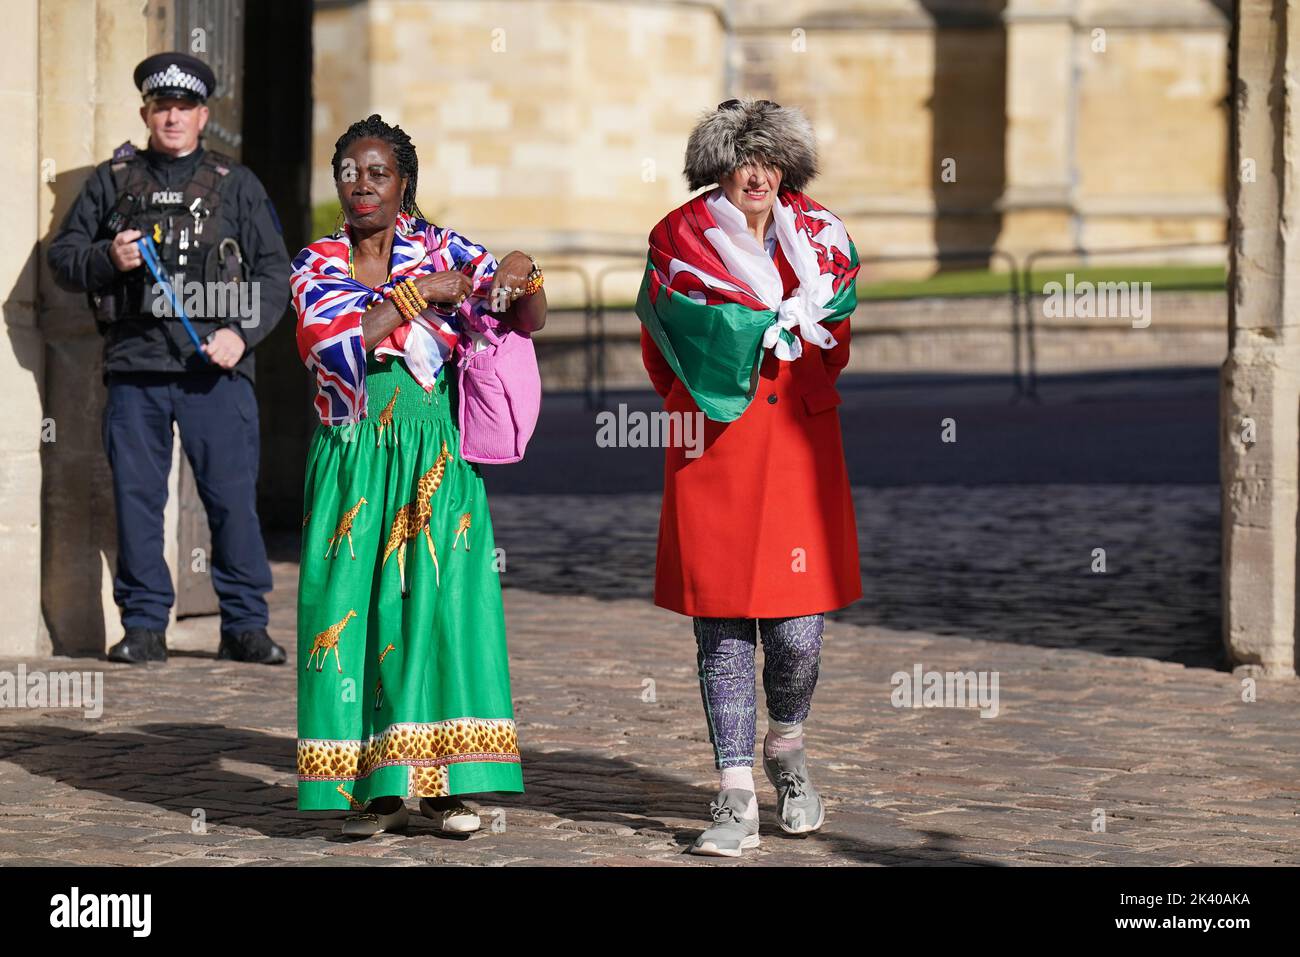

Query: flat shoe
<box><xmin>419</xmin><ymin>797</ymin><xmax>481</xmax><ymax>833</ymax></box>
<box><xmin>341</xmin><ymin>800</ymin><xmax>409</xmax><ymax>837</ymax></box>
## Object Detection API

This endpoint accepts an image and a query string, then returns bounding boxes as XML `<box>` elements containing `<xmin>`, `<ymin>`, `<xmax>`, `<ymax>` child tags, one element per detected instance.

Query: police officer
<box><xmin>48</xmin><ymin>52</ymin><xmax>290</xmax><ymax>665</ymax></box>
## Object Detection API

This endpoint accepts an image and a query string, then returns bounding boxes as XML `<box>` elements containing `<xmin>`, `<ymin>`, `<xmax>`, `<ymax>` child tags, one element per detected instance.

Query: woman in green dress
<box><xmin>290</xmin><ymin>114</ymin><xmax>546</xmax><ymax>836</ymax></box>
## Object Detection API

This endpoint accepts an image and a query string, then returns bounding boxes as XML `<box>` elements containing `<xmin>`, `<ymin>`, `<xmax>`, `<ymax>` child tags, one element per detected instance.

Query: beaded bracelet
<box><xmin>522</xmin><ymin>265</ymin><xmax>544</xmax><ymax>297</ymax></box>
<box><xmin>402</xmin><ymin>278</ymin><xmax>428</xmax><ymax>313</ymax></box>
<box><xmin>397</xmin><ymin>281</ymin><xmax>418</xmax><ymax>318</ymax></box>
<box><xmin>389</xmin><ymin>282</ymin><xmax>417</xmax><ymax>321</ymax></box>
<box><xmin>389</xmin><ymin>283</ymin><xmax>409</xmax><ymax>320</ymax></box>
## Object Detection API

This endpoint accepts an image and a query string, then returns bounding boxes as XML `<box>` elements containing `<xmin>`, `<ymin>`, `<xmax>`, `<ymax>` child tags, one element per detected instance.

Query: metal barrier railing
<box><xmin>555</xmin><ymin>242</ymin><xmax>1227</xmax><ymax>408</ymax></box>
<box><xmin>856</xmin><ymin>249</ymin><xmax>1023</xmax><ymax>400</ymax></box>
<box><xmin>590</xmin><ymin>259</ymin><xmax>647</xmax><ymax>409</ymax></box>
<box><xmin>583</xmin><ymin>250</ymin><xmax>1024</xmax><ymax>406</ymax></box>
<box><xmin>1020</xmin><ymin>242</ymin><xmax>1227</xmax><ymax>400</ymax></box>
<box><xmin>531</xmin><ymin>263</ymin><xmax>596</xmax><ymax>405</ymax></box>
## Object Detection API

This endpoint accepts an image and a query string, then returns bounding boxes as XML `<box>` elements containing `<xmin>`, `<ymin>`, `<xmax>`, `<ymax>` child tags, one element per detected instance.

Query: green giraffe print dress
<box><xmin>296</xmin><ymin>352</ymin><xmax>523</xmax><ymax>811</ymax></box>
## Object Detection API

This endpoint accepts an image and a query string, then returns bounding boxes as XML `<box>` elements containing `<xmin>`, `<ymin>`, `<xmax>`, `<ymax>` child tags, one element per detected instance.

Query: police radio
<box><xmin>88</xmin><ymin>189</ymin><xmax>142</xmax><ymax>327</ymax></box>
<box><xmin>103</xmin><ymin>189</ymin><xmax>139</xmax><ymax>237</ymax></box>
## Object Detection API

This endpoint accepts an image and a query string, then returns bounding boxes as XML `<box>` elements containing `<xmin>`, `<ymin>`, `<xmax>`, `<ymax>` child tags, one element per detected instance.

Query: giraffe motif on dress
<box><xmin>325</xmin><ymin>497</ymin><xmax>367</xmax><ymax>560</ymax></box>
<box><xmin>302</xmin><ymin>509</ymin><xmax>312</xmax><ymax>529</ymax></box>
<box><xmin>382</xmin><ymin>442</ymin><xmax>450</xmax><ymax>595</ymax></box>
<box><xmin>306</xmin><ymin>609</ymin><xmax>356</xmax><ymax>674</ymax></box>
<box><xmin>373</xmin><ymin>642</ymin><xmax>396</xmax><ymax>710</ymax></box>
<box><xmin>453</xmin><ymin>512</ymin><xmax>472</xmax><ymax>551</ymax></box>
<box><xmin>336</xmin><ymin>783</ymin><xmax>363</xmax><ymax>810</ymax></box>
<box><xmin>375</xmin><ymin>387</ymin><xmax>400</xmax><ymax>447</ymax></box>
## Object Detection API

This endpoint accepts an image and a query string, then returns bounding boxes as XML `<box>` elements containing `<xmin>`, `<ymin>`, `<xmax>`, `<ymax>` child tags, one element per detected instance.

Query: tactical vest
<box><xmin>91</xmin><ymin>142</ymin><xmax>246</xmax><ymax>329</ymax></box>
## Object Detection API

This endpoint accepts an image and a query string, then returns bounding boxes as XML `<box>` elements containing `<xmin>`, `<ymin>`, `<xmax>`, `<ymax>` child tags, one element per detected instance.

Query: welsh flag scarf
<box><xmin>635</xmin><ymin>186</ymin><xmax>859</xmax><ymax>422</ymax></box>
<box><xmin>291</xmin><ymin>211</ymin><xmax>498</xmax><ymax>425</ymax></box>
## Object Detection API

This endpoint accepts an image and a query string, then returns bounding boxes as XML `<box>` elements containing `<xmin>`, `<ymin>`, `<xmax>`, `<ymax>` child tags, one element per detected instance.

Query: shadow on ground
<box><xmin>1</xmin><ymin>723</ymin><xmax>1000</xmax><ymax>865</ymax></box>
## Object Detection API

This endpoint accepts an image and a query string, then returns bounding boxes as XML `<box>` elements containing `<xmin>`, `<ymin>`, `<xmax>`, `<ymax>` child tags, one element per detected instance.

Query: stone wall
<box><xmin>0</xmin><ymin>0</ymin><xmax>43</xmax><ymax>656</ymax></box>
<box><xmin>311</xmin><ymin>0</ymin><xmax>1230</xmax><ymax>308</ymax></box>
<box><xmin>312</xmin><ymin>0</ymin><xmax>727</xmax><ymax>306</ymax></box>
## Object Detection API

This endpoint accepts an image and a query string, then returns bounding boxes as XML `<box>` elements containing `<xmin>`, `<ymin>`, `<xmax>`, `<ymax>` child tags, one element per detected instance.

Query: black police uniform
<box><xmin>46</xmin><ymin>53</ymin><xmax>289</xmax><ymax>663</ymax></box>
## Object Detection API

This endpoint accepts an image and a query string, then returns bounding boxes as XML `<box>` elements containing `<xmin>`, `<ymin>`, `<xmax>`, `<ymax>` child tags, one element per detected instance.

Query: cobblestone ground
<box><xmin>488</xmin><ymin>485</ymin><xmax>1223</xmax><ymax>666</ymax></box>
<box><xmin>2</xmin><ymin>485</ymin><xmax>1297</xmax><ymax>867</ymax></box>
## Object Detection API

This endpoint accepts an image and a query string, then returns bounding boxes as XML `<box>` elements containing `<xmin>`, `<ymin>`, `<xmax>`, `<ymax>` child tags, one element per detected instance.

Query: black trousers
<box><xmin>101</xmin><ymin>369</ymin><xmax>272</xmax><ymax>634</ymax></box>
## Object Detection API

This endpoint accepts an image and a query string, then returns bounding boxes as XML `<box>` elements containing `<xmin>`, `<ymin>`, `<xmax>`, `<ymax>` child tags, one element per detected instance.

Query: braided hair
<box><xmin>330</xmin><ymin>113</ymin><xmax>424</xmax><ymax>218</ymax></box>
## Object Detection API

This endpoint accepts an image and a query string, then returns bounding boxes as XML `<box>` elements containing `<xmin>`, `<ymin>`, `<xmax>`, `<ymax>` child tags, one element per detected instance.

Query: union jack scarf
<box><xmin>291</xmin><ymin>211</ymin><xmax>498</xmax><ymax>425</ymax></box>
<box><xmin>636</xmin><ymin>187</ymin><xmax>859</xmax><ymax>422</ymax></box>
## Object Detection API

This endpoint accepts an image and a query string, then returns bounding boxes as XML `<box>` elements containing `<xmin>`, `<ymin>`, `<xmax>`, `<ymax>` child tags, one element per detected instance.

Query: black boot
<box><xmin>217</xmin><ymin>627</ymin><xmax>287</xmax><ymax>665</ymax></box>
<box><xmin>107</xmin><ymin>627</ymin><xmax>167</xmax><ymax>664</ymax></box>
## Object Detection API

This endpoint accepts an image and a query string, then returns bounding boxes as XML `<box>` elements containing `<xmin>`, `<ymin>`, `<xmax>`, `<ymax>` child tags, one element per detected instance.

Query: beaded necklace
<box><xmin>346</xmin><ymin>229</ymin><xmax>396</xmax><ymax>288</ymax></box>
<box><xmin>346</xmin><ymin>242</ymin><xmax>380</xmax><ymax>284</ymax></box>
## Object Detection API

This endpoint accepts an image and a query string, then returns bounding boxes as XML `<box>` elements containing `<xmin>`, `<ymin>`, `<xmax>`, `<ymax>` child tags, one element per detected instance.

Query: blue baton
<box><xmin>137</xmin><ymin>234</ymin><xmax>212</xmax><ymax>363</ymax></box>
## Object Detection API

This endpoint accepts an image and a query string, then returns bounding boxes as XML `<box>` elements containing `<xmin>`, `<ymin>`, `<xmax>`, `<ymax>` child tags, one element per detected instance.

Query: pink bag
<box><xmin>456</xmin><ymin>322</ymin><xmax>541</xmax><ymax>464</ymax></box>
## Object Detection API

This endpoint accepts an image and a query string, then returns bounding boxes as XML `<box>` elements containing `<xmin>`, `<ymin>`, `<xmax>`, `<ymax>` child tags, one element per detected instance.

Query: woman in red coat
<box><xmin>636</xmin><ymin>98</ymin><xmax>861</xmax><ymax>856</ymax></box>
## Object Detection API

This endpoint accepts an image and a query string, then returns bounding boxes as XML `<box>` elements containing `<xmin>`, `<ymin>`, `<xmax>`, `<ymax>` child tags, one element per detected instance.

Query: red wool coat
<box><xmin>640</xmin><ymin>244</ymin><xmax>862</xmax><ymax>619</ymax></box>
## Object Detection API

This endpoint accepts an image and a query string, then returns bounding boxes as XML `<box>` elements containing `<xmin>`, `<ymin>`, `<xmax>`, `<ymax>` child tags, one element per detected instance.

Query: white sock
<box><xmin>764</xmin><ymin>718</ymin><xmax>805</xmax><ymax>757</ymax></box>
<box><xmin>768</xmin><ymin>718</ymin><xmax>804</xmax><ymax>738</ymax></box>
<box><xmin>719</xmin><ymin>766</ymin><xmax>758</xmax><ymax>819</ymax></box>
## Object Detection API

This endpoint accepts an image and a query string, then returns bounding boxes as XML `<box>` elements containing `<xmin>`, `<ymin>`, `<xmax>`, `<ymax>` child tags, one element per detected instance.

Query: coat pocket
<box><xmin>801</xmin><ymin>382</ymin><xmax>842</xmax><ymax>416</ymax></box>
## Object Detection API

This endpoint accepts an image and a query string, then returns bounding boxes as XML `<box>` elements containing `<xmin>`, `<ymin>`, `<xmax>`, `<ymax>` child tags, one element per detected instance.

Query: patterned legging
<box><xmin>693</xmin><ymin>614</ymin><xmax>824</xmax><ymax>769</ymax></box>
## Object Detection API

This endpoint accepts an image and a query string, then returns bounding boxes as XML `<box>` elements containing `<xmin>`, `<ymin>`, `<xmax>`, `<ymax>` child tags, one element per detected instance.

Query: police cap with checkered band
<box><xmin>132</xmin><ymin>52</ymin><xmax>216</xmax><ymax>104</ymax></box>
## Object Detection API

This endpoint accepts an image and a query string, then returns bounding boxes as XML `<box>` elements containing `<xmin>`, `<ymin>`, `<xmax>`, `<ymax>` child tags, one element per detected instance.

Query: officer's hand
<box><xmin>109</xmin><ymin>230</ymin><xmax>143</xmax><ymax>271</ymax></box>
<box><xmin>202</xmin><ymin>327</ymin><xmax>246</xmax><ymax>369</ymax></box>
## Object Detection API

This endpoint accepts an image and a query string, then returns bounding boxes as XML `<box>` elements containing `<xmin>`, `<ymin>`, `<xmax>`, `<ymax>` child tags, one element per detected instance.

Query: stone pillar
<box><xmin>0</xmin><ymin>0</ymin><xmax>44</xmax><ymax>656</ymax></box>
<box><xmin>1221</xmin><ymin>0</ymin><xmax>1300</xmax><ymax>677</ymax></box>
<box><xmin>1000</xmin><ymin>0</ymin><xmax>1076</xmax><ymax>254</ymax></box>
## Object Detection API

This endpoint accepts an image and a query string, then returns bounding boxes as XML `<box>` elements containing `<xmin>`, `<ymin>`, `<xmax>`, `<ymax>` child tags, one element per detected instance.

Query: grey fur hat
<box><xmin>683</xmin><ymin>98</ymin><xmax>819</xmax><ymax>192</ymax></box>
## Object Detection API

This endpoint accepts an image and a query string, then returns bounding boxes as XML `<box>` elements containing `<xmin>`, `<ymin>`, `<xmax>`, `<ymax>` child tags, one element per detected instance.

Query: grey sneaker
<box><xmin>689</xmin><ymin>788</ymin><xmax>760</xmax><ymax>857</ymax></box>
<box><xmin>762</xmin><ymin>748</ymin><xmax>825</xmax><ymax>834</ymax></box>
